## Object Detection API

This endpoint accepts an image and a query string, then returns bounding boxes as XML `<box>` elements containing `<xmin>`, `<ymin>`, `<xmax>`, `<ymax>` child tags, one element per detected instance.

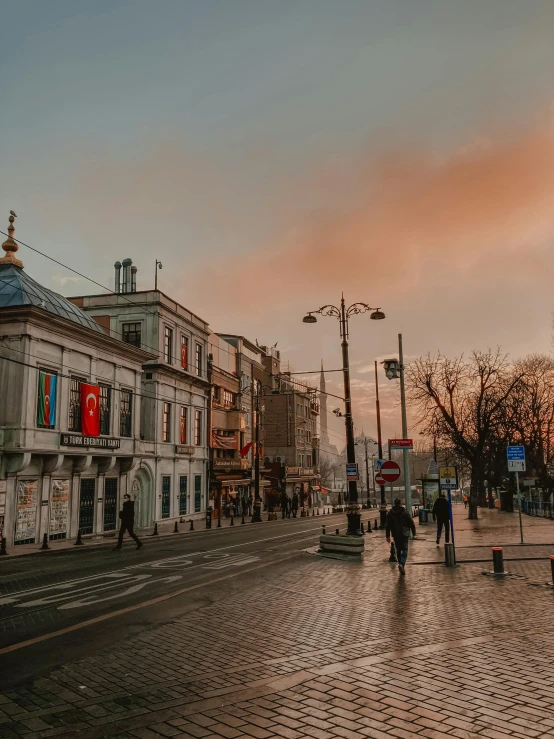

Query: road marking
<box><xmin>0</xmin><ymin>552</ymin><xmax>300</xmax><ymax>655</ymax></box>
<box><xmin>1</xmin><ymin>524</ymin><xmax>326</xmax><ymax>599</ymax></box>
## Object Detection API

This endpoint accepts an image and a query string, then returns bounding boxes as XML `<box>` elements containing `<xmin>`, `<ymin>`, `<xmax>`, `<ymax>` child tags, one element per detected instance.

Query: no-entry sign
<box><xmin>380</xmin><ymin>460</ymin><xmax>401</xmax><ymax>483</ymax></box>
<box><xmin>375</xmin><ymin>473</ymin><xmax>387</xmax><ymax>486</ymax></box>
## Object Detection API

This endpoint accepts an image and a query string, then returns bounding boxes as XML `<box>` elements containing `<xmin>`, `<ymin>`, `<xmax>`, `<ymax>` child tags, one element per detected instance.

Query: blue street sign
<box><xmin>507</xmin><ymin>446</ymin><xmax>525</xmax><ymax>461</ymax></box>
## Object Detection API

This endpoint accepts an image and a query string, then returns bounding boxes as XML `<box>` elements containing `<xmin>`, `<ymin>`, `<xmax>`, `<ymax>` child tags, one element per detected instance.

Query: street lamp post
<box><xmin>303</xmin><ymin>295</ymin><xmax>385</xmax><ymax>536</ymax></box>
<box><xmin>356</xmin><ymin>436</ymin><xmax>377</xmax><ymax>509</ymax></box>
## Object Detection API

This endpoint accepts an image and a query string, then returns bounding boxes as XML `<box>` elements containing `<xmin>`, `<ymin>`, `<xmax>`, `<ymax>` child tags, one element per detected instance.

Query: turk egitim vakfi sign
<box><xmin>61</xmin><ymin>434</ymin><xmax>121</xmax><ymax>449</ymax></box>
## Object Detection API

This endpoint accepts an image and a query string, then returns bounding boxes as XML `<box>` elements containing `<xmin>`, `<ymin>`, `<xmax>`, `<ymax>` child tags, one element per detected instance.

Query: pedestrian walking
<box><xmin>463</xmin><ymin>494</ymin><xmax>468</xmax><ymax>509</ymax></box>
<box><xmin>385</xmin><ymin>498</ymin><xmax>416</xmax><ymax>575</ymax></box>
<box><xmin>113</xmin><ymin>494</ymin><xmax>143</xmax><ymax>550</ymax></box>
<box><xmin>292</xmin><ymin>491</ymin><xmax>299</xmax><ymax>518</ymax></box>
<box><xmin>280</xmin><ymin>491</ymin><xmax>288</xmax><ymax>519</ymax></box>
<box><xmin>286</xmin><ymin>496</ymin><xmax>292</xmax><ymax>518</ymax></box>
<box><xmin>247</xmin><ymin>495</ymin><xmax>253</xmax><ymax>516</ymax></box>
<box><xmin>432</xmin><ymin>492</ymin><xmax>450</xmax><ymax>545</ymax></box>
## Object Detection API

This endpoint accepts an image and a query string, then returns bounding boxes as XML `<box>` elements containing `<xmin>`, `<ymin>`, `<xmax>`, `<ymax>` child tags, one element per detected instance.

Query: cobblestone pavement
<box><xmin>1</xmin><ymin>507</ymin><xmax>553</xmax><ymax>738</ymax></box>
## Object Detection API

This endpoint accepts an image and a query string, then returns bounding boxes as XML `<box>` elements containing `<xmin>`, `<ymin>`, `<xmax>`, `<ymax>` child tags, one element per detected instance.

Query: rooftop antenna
<box><xmin>155</xmin><ymin>259</ymin><xmax>162</xmax><ymax>290</ymax></box>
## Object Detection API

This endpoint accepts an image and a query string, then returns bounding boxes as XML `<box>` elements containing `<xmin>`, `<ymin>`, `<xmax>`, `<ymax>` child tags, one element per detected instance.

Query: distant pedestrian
<box><xmin>386</xmin><ymin>498</ymin><xmax>416</xmax><ymax>575</ymax></box>
<box><xmin>292</xmin><ymin>492</ymin><xmax>299</xmax><ymax>518</ymax></box>
<box><xmin>432</xmin><ymin>492</ymin><xmax>450</xmax><ymax>546</ymax></box>
<box><xmin>247</xmin><ymin>495</ymin><xmax>253</xmax><ymax>516</ymax></box>
<box><xmin>463</xmin><ymin>494</ymin><xmax>468</xmax><ymax>509</ymax></box>
<box><xmin>280</xmin><ymin>491</ymin><xmax>288</xmax><ymax>519</ymax></box>
<box><xmin>113</xmin><ymin>494</ymin><xmax>142</xmax><ymax>550</ymax></box>
<box><xmin>286</xmin><ymin>496</ymin><xmax>292</xmax><ymax>518</ymax></box>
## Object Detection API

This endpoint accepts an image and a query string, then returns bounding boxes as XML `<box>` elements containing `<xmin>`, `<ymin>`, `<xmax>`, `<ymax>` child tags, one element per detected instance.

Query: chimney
<box><xmin>122</xmin><ymin>258</ymin><xmax>132</xmax><ymax>294</ymax></box>
<box><xmin>131</xmin><ymin>265</ymin><xmax>137</xmax><ymax>293</ymax></box>
<box><xmin>114</xmin><ymin>261</ymin><xmax>122</xmax><ymax>293</ymax></box>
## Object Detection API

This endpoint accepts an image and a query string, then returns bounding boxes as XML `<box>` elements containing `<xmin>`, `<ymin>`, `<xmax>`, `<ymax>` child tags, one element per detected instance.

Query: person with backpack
<box><xmin>386</xmin><ymin>498</ymin><xmax>416</xmax><ymax>575</ymax></box>
<box><xmin>432</xmin><ymin>492</ymin><xmax>450</xmax><ymax>545</ymax></box>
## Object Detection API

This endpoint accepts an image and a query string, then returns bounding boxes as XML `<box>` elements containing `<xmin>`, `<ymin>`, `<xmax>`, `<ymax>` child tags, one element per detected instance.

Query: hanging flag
<box><xmin>240</xmin><ymin>441</ymin><xmax>254</xmax><ymax>458</ymax></box>
<box><xmin>37</xmin><ymin>371</ymin><xmax>57</xmax><ymax>427</ymax></box>
<box><xmin>181</xmin><ymin>342</ymin><xmax>188</xmax><ymax>370</ymax></box>
<box><xmin>81</xmin><ymin>383</ymin><xmax>100</xmax><ymax>436</ymax></box>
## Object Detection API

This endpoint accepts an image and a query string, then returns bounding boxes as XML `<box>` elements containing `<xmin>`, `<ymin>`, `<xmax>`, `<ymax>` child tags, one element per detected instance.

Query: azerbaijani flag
<box><xmin>37</xmin><ymin>371</ymin><xmax>57</xmax><ymax>427</ymax></box>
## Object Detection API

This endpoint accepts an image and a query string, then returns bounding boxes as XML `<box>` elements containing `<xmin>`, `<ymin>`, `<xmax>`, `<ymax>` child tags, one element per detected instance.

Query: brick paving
<box><xmin>1</xmin><ymin>508</ymin><xmax>554</xmax><ymax>737</ymax></box>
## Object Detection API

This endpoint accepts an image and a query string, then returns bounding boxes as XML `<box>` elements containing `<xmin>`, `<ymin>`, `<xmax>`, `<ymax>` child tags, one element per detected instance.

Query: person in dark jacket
<box><xmin>113</xmin><ymin>494</ymin><xmax>143</xmax><ymax>550</ymax></box>
<box><xmin>432</xmin><ymin>492</ymin><xmax>450</xmax><ymax>545</ymax></box>
<box><xmin>386</xmin><ymin>498</ymin><xmax>416</xmax><ymax>575</ymax></box>
<box><xmin>280</xmin><ymin>491</ymin><xmax>288</xmax><ymax>519</ymax></box>
<box><xmin>291</xmin><ymin>492</ymin><xmax>299</xmax><ymax>518</ymax></box>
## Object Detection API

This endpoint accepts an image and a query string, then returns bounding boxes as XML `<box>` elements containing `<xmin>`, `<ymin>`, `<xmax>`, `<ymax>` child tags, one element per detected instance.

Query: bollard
<box><xmin>74</xmin><ymin>529</ymin><xmax>84</xmax><ymax>546</ymax></box>
<box><xmin>230</xmin><ymin>515</ymin><xmax>234</xmax><ymax>526</ymax></box>
<box><xmin>550</xmin><ymin>555</ymin><xmax>554</xmax><ymax>585</ymax></box>
<box><xmin>361</xmin><ymin>522</ymin><xmax>365</xmax><ymax>535</ymax></box>
<box><xmin>174</xmin><ymin>521</ymin><xmax>179</xmax><ymax>533</ymax></box>
<box><xmin>217</xmin><ymin>516</ymin><xmax>222</xmax><ymax>528</ymax></box>
<box><xmin>373</xmin><ymin>519</ymin><xmax>378</xmax><ymax>531</ymax></box>
<box><xmin>189</xmin><ymin>519</ymin><xmax>194</xmax><ymax>531</ymax></box>
<box><xmin>444</xmin><ymin>543</ymin><xmax>455</xmax><ymax>567</ymax></box>
<box><xmin>335</xmin><ymin>528</ymin><xmax>340</xmax><ymax>535</ymax></box>
<box><xmin>317</xmin><ymin>509</ymin><xmax>319</xmax><ymax>515</ymax></box>
<box><xmin>312</xmin><ymin>509</ymin><xmax>315</xmax><ymax>516</ymax></box>
<box><xmin>0</xmin><ymin>536</ymin><xmax>7</xmax><ymax>555</ymax></box>
<box><xmin>388</xmin><ymin>541</ymin><xmax>397</xmax><ymax>562</ymax></box>
<box><xmin>41</xmin><ymin>533</ymin><xmax>49</xmax><ymax>550</ymax></box>
<box><xmin>492</xmin><ymin>547</ymin><xmax>505</xmax><ymax>574</ymax></box>
<box><xmin>241</xmin><ymin>513</ymin><xmax>245</xmax><ymax>525</ymax></box>
<box><xmin>322</xmin><ymin>525</ymin><xmax>325</xmax><ymax>535</ymax></box>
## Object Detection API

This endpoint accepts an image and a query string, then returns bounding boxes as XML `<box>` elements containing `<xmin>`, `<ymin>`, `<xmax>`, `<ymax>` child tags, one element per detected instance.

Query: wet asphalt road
<box><xmin>0</xmin><ymin>513</ymin><xmax>346</xmax><ymax>689</ymax></box>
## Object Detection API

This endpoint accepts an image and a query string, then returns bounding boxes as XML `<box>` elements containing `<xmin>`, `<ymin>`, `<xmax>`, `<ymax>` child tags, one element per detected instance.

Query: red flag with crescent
<box><xmin>81</xmin><ymin>383</ymin><xmax>100</xmax><ymax>436</ymax></box>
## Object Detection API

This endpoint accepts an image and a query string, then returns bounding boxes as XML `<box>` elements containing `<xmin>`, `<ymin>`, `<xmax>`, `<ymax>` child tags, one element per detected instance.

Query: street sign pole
<box><xmin>447</xmin><ymin>489</ymin><xmax>456</xmax><ymax>564</ymax></box>
<box><xmin>398</xmin><ymin>334</ymin><xmax>411</xmax><ymax>514</ymax></box>
<box><xmin>516</xmin><ymin>470</ymin><xmax>523</xmax><ymax>544</ymax></box>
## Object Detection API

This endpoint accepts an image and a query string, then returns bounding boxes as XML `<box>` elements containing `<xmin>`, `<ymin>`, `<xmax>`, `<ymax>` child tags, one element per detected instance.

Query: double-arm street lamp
<box><xmin>303</xmin><ymin>295</ymin><xmax>385</xmax><ymax>535</ymax></box>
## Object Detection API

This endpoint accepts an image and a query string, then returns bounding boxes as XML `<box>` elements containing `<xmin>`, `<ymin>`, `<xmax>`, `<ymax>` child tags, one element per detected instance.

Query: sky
<box><xmin>2</xmin><ymin>0</ymin><xmax>554</xmax><ymax>449</ymax></box>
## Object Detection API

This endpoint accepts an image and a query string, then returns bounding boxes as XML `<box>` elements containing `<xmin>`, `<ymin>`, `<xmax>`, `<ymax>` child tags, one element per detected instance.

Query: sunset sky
<box><xmin>3</xmin><ymin>0</ymin><xmax>554</xmax><ymax>448</ymax></box>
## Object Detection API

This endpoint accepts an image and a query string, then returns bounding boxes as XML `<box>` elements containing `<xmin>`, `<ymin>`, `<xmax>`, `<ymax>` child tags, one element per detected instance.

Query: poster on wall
<box><xmin>50</xmin><ymin>479</ymin><xmax>70</xmax><ymax>537</ymax></box>
<box><xmin>15</xmin><ymin>479</ymin><xmax>39</xmax><ymax>543</ymax></box>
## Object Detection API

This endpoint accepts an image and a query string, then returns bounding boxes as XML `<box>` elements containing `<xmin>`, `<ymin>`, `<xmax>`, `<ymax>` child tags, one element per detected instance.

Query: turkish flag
<box><xmin>81</xmin><ymin>383</ymin><xmax>100</xmax><ymax>436</ymax></box>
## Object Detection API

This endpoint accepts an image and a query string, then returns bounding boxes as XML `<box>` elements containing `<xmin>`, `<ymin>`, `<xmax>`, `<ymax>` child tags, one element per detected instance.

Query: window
<box><xmin>222</xmin><ymin>389</ymin><xmax>234</xmax><ymax>409</ymax></box>
<box><xmin>194</xmin><ymin>475</ymin><xmax>202</xmax><ymax>512</ymax></box>
<box><xmin>196</xmin><ymin>343</ymin><xmax>203</xmax><ymax>377</ymax></box>
<box><xmin>163</xmin><ymin>402</ymin><xmax>172</xmax><ymax>442</ymax></box>
<box><xmin>181</xmin><ymin>335</ymin><xmax>189</xmax><ymax>370</ymax></box>
<box><xmin>37</xmin><ymin>370</ymin><xmax>57</xmax><ymax>429</ymax></box>
<box><xmin>307</xmin><ymin>455</ymin><xmax>312</xmax><ymax>467</ymax></box>
<box><xmin>164</xmin><ymin>326</ymin><xmax>173</xmax><ymax>364</ymax></box>
<box><xmin>99</xmin><ymin>385</ymin><xmax>111</xmax><ymax>435</ymax></box>
<box><xmin>120</xmin><ymin>389</ymin><xmax>133</xmax><ymax>437</ymax></box>
<box><xmin>122</xmin><ymin>322</ymin><xmax>141</xmax><ymax>348</ymax></box>
<box><xmin>69</xmin><ymin>378</ymin><xmax>83</xmax><ymax>431</ymax></box>
<box><xmin>180</xmin><ymin>406</ymin><xmax>187</xmax><ymax>444</ymax></box>
<box><xmin>179</xmin><ymin>476</ymin><xmax>188</xmax><ymax>515</ymax></box>
<box><xmin>195</xmin><ymin>409</ymin><xmax>202</xmax><ymax>446</ymax></box>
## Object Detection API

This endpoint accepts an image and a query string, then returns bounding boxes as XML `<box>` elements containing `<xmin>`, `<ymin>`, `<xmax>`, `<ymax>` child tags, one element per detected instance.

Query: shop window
<box><xmin>179</xmin><ymin>476</ymin><xmax>188</xmax><ymax>515</ymax></box>
<box><xmin>161</xmin><ymin>476</ymin><xmax>171</xmax><ymax>518</ymax></box>
<box><xmin>120</xmin><ymin>389</ymin><xmax>133</xmax><ymax>437</ymax></box>
<box><xmin>194</xmin><ymin>475</ymin><xmax>202</xmax><ymax>512</ymax></box>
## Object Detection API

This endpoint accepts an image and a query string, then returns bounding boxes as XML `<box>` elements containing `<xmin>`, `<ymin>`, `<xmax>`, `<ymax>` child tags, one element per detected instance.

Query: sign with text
<box><xmin>346</xmin><ymin>462</ymin><xmax>359</xmax><ymax>481</ymax></box>
<box><xmin>389</xmin><ymin>438</ymin><xmax>413</xmax><ymax>449</ymax></box>
<box><xmin>439</xmin><ymin>466</ymin><xmax>458</xmax><ymax>490</ymax></box>
<box><xmin>507</xmin><ymin>446</ymin><xmax>526</xmax><ymax>472</ymax></box>
<box><xmin>61</xmin><ymin>434</ymin><xmax>121</xmax><ymax>449</ymax></box>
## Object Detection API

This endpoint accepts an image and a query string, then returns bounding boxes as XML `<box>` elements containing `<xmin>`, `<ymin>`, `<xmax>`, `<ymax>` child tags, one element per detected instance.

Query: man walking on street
<box><xmin>386</xmin><ymin>498</ymin><xmax>416</xmax><ymax>575</ymax></box>
<box><xmin>432</xmin><ymin>492</ymin><xmax>450</xmax><ymax>546</ymax></box>
<box><xmin>113</xmin><ymin>494</ymin><xmax>143</xmax><ymax>550</ymax></box>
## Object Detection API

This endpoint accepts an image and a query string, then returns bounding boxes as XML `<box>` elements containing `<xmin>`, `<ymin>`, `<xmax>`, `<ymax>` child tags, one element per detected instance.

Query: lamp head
<box><xmin>303</xmin><ymin>313</ymin><xmax>317</xmax><ymax>324</ymax></box>
<box><xmin>370</xmin><ymin>309</ymin><xmax>385</xmax><ymax>320</ymax></box>
<box><xmin>382</xmin><ymin>358</ymin><xmax>400</xmax><ymax>380</ymax></box>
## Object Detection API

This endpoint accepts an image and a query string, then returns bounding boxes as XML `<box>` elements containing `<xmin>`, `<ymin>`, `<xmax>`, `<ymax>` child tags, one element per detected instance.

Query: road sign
<box><xmin>346</xmin><ymin>462</ymin><xmax>358</xmax><ymax>481</ymax></box>
<box><xmin>380</xmin><ymin>460</ymin><xmax>401</xmax><ymax>483</ymax></box>
<box><xmin>389</xmin><ymin>438</ymin><xmax>413</xmax><ymax>449</ymax></box>
<box><xmin>439</xmin><ymin>466</ymin><xmax>458</xmax><ymax>490</ymax></box>
<box><xmin>375</xmin><ymin>473</ymin><xmax>387</xmax><ymax>486</ymax></box>
<box><xmin>375</xmin><ymin>459</ymin><xmax>384</xmax><ymax>469</ymax></box>
<box><xmin>507</xmin><ymin>445</ymin><xmax>526</xmax><ymax>472</ymax></box>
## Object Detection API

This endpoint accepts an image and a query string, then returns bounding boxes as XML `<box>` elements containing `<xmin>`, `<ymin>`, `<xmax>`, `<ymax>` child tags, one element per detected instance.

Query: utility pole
<box><xmin>252</xmin><ymin>384</ymin><xmax>262</xmax><ymax>522</ymax></box>
<box><xmin>154</xmin><ymin>259</ymin><xmax>162</xmax><ymax>290</ymax></box>
<box><xmin>398</xmin><ymin>334</ymin><xmax>411</xmax><ymax>513</ymax></box>
<box><xmin>375</xmin><ymin>360</ymin><xmax>387</xmax><ymax>526</ymax></box>
<box><xmin>364</xmin><ymin>437</ymin><xmax>370</xmax><ymax>508</ymax></box>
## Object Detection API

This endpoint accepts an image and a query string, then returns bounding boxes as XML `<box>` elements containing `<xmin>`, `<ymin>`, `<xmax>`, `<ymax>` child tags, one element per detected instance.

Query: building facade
<box><xmin>70</xmin><ymin>266</ymin><xmax>211</xmax><ymax>524</ymax></box>
<box><xmin>0</xmin><ymin>218</ymin><xmax>154</xmax><ymax>547</ymax></box>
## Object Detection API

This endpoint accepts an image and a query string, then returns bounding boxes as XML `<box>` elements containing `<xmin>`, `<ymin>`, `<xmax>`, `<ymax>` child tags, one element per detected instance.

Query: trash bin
<box><xmin>419</xmin><ymin>508</ymin><xmax>429</xmax><ymax>524</ymax></box>
<box><xmin>205</xmin><ymin>506</ymin><xmax>212</xmax><ymax>529</ymax></box>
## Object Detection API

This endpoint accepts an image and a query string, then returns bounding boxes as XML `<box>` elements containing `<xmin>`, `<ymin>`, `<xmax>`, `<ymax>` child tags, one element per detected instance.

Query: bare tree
<box><xmin>407</xmin><ymin>349</ymin><xmax>524</xmax><ymax>519</ymax></box>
